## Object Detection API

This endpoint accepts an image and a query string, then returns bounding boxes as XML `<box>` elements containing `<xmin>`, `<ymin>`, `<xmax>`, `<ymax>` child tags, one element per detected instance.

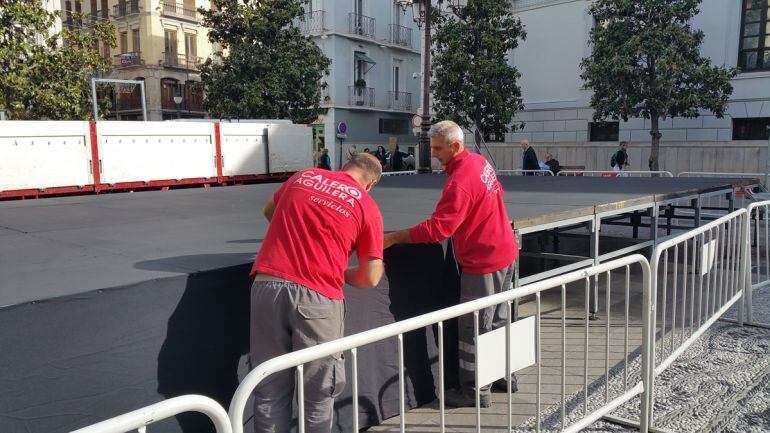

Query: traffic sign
<box><xmin>411</xmin><ymin>115</ymin><xmax>423</xmax><ymax>128</ymax></box>
<box><xmin>336</xmin><ymin>122</ymin><xmax>348</xmax><ymax>139</ymax></box>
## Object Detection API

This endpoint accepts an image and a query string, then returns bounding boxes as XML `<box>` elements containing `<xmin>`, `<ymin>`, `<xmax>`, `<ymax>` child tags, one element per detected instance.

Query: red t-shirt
<box><xmin>409</xmin><ymin>150</ymin><xmax>518</xmax><ymax>274</ymax></box>
<box><xmin>250</xmin><ymin>169</ymin><xmax>384</xmax><ymax>300</ymax></box>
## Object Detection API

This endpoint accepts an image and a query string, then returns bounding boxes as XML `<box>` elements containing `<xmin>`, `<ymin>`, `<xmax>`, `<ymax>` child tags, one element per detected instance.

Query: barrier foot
<box><xmin>602</xmin><ymin>415</ymin><xmax>677</xmax><ymax>433</ymax></box>
<box><xmin>589</xmin><ymin>313</ymin><xmax>599</xmax><ymax>321</ymax></box>
<box><xmin>720</xmin><ymin>317</ymin><xmax>770</xmax><ymax>329</ymax></box>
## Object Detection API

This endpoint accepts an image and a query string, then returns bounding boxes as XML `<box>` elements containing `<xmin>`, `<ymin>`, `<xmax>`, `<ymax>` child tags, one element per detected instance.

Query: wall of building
<box><xmin>505</xmin><ymin>0</ymin><xmax>770</xmax><ymax>173</ymax></box>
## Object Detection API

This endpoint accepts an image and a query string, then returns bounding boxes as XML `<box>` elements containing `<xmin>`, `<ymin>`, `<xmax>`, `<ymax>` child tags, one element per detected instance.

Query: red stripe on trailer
<box><xmin>98</xmin><ymin>178</ymin><xmax>217</xmax><ymax>192</ymax></box>
<box><xmin>0</xmin><ymin>185</ymin><xmax>95</xmax><ymax>200</ymax></box>
<box><xmin>214</xmin><ymin>122</ymin><xmax>224</xmax><ymax>184</ymax></box>
<box><xmin>89</xmin><ymin>120</ymin><xmax>102</xmax><ymax>193</ymax></box>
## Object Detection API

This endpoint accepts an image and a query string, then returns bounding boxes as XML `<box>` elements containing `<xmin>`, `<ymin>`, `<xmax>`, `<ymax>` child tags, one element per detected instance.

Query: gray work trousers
<box><xmin>457</xmin><ymin>263</ymin><xmax>516</xmax><ymax>391</ymax></box>
<box><xmin>249</xmin><ymin>280</ymin><xmax>346</xmax><ymax>433</ymax></box>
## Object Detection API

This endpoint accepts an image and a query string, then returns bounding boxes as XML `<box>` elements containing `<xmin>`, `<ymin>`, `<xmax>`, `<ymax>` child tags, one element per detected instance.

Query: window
<box><xmin>185</xmin><ymin>33</ymin><xmax>197</xmax><ymax>58</ymax></box>
<box><xmin>739</xmin><ymin>0</ymin><xmax>770</xmax><ymax>71</ymax></box>
<box><xmin>379</xmin><ymin>118</ymin><xmax>409</xmax><ymax>134</ymax></box>
<box><xmin>393</xmin><ymin>59</ymin><xmax>402</xmax><ymax>96</ymax></box>
<box><xmin>100</xmin><ymin>0</ymin><xmax>108</xmax><ymax>18</ymax></box>
<box><xmin>589</xmin><ymin>121</ymin><xmax>619</xmax><ymax>141</ymax></box>
<box><xmin>132</xmin><ymin>29</ymin><xmax>140</xmax><ymax>52</ymax></box>
<box><xmin>733</xmin><ymin>117</ymin><xmax>770</xmax><ymax>140</ymax></box>
<box><xmin>120</xmin><ymin>32</ymin><xmax>128</xmax><ymax>53</ymax></box>
<box><xmin>102</xmin><ymin>42</ymin><xmax>110</xmax><ymax>58</ymax></box>
<box><xmin>164</xmin><ymin>30</ymin><xmax>178</xmax><ymax>55</ymax></box>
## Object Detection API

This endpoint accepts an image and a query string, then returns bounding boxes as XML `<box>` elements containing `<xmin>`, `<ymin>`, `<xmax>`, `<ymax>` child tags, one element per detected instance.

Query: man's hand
<box><xmin>384</xmin><ymin>229</ymin><xmax>412</xmax><ymax>249</ymax></box>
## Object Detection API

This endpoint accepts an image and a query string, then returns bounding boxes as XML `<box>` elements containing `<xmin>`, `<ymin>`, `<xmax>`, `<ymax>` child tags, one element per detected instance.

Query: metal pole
<box><xmin>91</xmin><ymin>78</ymin><xmax>99</xmax><ymax>120</ymax></box>
<box><xmin>140</xmin><ymin>81</ymin><xmax>147</xmax><ymax>121</ymax></box>
<box><xmin>417</xmin><ymin>0</ymin><xmax>431</xmax><ymax>173</ymax></box>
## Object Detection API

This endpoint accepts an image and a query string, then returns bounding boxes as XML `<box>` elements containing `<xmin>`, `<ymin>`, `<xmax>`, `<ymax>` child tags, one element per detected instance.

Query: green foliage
<box><xmin>431</xmin><ymin>0</ymin><xmax>526</xmax><ymax>140</ymax></box>
<box><xmin>199</xmin><ymin>0</ymin><xmax>330</xmax><ymax>123</ymax></box>
<box><xmin>0</xmin><ymin>0</ymin><xmax>116</xmax><ymax>119</ymax></box>
<box><xmin>580</xmin><ymin>0</ymin><xmax>736</xmax><ymax>170</ymax></box>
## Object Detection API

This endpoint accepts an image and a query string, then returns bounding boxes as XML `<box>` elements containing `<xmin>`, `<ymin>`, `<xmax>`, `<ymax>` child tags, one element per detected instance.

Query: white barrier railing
<box><xmin>70</xmin><ymin>395</ymin><xmax>232</xmax><ymax>433</ymax></box>
<box><xmin>381</xmin><ymin>169</ymin><xmax>418</xmax><ymax>176</ymax></box>
<box><xmin>744</xmin><ymin>200</ymin><xmax>770</xmax><ymax>326</ymax></box>
<box><xmin>644</xmin><ymin>208</ymin><xmax>748</xmax><ymax>428</ymax></box>
<box><xmin>557</xmin><ymin>170</ymin><xmax>674</xmax><ymax>177</ymax></box>
<box><xmin>230</xmin><ymin>255</ymin><xmax>652</xmax><ymax>433</ymax></box>
<box><xmin>496</xmin><ymin>169</ymin><xmax>554</xmax><ymax>176</ymax></box>
<box><xmin>678</xmin><ymin>171</ymin><xmax>765</xmax><ymax>217</ymax></box>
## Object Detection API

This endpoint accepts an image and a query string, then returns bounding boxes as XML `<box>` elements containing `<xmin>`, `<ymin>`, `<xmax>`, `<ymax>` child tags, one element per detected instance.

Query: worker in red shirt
<box><xmin>249</xmin><ymin>153</ymin><xmax>385</xmax><ymax>433</ymax></box>
<box><xmin>384</xmin><ymin>120</ymin><xmax>519</xmax><ymax>408</ymax></box>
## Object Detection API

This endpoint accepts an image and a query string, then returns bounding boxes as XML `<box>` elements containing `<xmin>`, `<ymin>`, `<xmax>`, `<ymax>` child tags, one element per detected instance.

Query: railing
<box><xmin>112</xmin><ymin>0</ymin><xmax>141</xmax><ymax>18</ymax></box>
<box><xmin>497</xmin><ymin>169</ymin><xmax>554</xmax><ymax>176</ymax></box>
<box><xmin>387</xmin><ymin>91</ymin><xmax>412</xmax><ymax>111</ymax></box>
<box><xmin>71</xmin><ymin>395</ymin><xmax>232</xmax><ymax>433</ymax></box>
<box><xmin>297</xmin><ymin>10</ymin><xmax>326</xmax><ymax>34</ymax></box>
<box><xmin>744</xmin><ymin>200</ymin><xmax>770</xmax><ymax>327</ymax></box>
<box><xmin>230</xmin><ymin>255</ymin><xmax>652</xmax><ymax>433</ymax></box>
<box><xmin>162</xmin><ymin>52</ymin><xmax>202</xmax><ymax>70</ymax></box>
<box><xmin>348</xmin><ymin>13</ymin><xmax>376</xmax><ymax>39</ymax></box>
<box><xmin>558</xmin><ymin>170</ymin><xmax>674</xmax><ymax>177</ymax></box>
<box><xmin>348</xmin><ymin>86</ymin><xmax>375</xmax><ymax>108</ymax></box>
<box><xmin>389</xmin><ymin>24</ymin><xmax>412</xmax><ymax>48</ymax></box>
<box><xmin>113</xmin><ymin>51</ymin><xmax>143</xmax><ymax>68</ymax></box>
<box><xmin>643</xmin><ymin>208</ymin><xmax>748</xmax><ymax>429</ymax></box>
<box><xmin>160</xmin><ymin>0</ymin><xmax>199</xmax><ymax>21</ymax></box>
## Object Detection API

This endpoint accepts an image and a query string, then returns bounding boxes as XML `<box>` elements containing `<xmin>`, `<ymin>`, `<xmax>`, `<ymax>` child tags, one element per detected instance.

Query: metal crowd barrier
<box><xmin>678</xmin><ymin>171</ymin><xmax>765</xmax><ymax>218</ymax></box>
<box><xmin>557</xmin><ymin>170</ymin><xmax>674</xmax><ymax>177</ymax></box>
<box><xmin>496</xmin><ymin>169</ymin><xmax>555</xmax><ymax>176</ymax></box>
<box><xmin>70</xmin><ymin>395</ymin><xmax>232</xmax><ymax>433</ymax></box>
<box><xmin>230</xmin><ymin>255</ymin><xmax>652</xmax><ymax>433</ymax></box>
<box><xmin>639</xmin><ymin>208</ymin><xmax>748</xmax><ymax>429</ymax></box>
<box><xmin>744</xmin><ymin>200</ymin><xmax>770</xmax><ymax>327</ymax></box>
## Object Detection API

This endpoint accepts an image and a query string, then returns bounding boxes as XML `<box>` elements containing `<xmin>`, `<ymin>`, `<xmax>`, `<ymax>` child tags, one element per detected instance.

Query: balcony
<box><xmin>112</xmin><ymin>0</ymin><xmax>141</xmax><ymax>18</ymax></box>
<box><xmin>387</xmin><ymin>91</ymin><xmax>412</xmax><ymax>111</ymax></box>
<box><xmin>161</xmin><ymin>85</ymin><xmax>205</xmax><ymax>112</ymax></box>
<box><xmin>388</xmin><ymin>24</ymin><xmax>412</xmax><ymax>48</ymax></box>
<box><xmin>348</xmin><ymin>13</ymin><xmax>375</xmax><ymax>39</ymax></box>
<box><xmin>114</xmin><ymin>51</ymin><xmax>144</xmax><ymax>68</ymax></box>
<box><xmin>161</xmin><ymin>52</ymin><xmax>202</xmax><ymax>71</ymax></box>
<box><xmin>348</xmin><ymin>86</ymin><xmax>375</xmax><ymax>108</ymax></box>
<box><xmin>160</xmin><ymin>1</ymin><xmax>199</xmax><ymax>22</ymax></box>
<box><xmin>297</xmin><ymin>10</ymin><xmax>326</xmax><ymax>35</ymax></box>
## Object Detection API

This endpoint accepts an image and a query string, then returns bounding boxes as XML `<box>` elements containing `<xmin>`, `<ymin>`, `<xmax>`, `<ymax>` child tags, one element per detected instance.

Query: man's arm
<box><xmin>344</xmin><ymin>256</ymin><xmax>384</xmax><ymax>288</ymax></box>
<box><xmin>384</xmin><ymin>229</ymin><xmax>413</xmax><ymax>249</ymax></box>
<box><xmin>263</xmin><ymin>199</ymin><xmax>276</xmax><ymax>222</ymax></box>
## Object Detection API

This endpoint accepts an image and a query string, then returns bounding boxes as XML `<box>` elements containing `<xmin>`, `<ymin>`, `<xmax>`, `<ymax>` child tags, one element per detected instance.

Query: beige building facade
<box><xmin>63</xmin><ymin>0</ymin><xmax>214</xmax><ymax>120</ymax></box>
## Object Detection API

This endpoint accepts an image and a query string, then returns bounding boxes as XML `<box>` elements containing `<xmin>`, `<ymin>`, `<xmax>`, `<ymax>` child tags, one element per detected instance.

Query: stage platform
<box><xmin>0</xmin><ymin>174</ymin><xmax>758</xmax><ymax>433</ymax></box>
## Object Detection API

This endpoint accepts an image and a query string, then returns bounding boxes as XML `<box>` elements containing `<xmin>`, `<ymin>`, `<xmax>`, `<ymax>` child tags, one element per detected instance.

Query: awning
<box><xmin>354</xmin><ymin>52</ymin><xmax>376</xmax><ymax>73</ymax></box>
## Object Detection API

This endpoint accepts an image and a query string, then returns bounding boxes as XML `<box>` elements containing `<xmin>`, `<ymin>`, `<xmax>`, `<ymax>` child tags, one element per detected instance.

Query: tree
<box><xmin>0</xmin><ymin>0</ymin><xmax>116</xmax><ymax>119</ymax></box>
<box><xmin>580</xmin><ymin>0</ymin><xmax>736</xmax><ymax>171</ymax></box>
<box><xmin>199</xmin><ymin>0</ymin><xmax>330</xmax><ymax>123</ymax></box>
<box><xmin>431</xmin><ymin>0</ymin><xmax>526</xmax><ymax>141</ymax></box>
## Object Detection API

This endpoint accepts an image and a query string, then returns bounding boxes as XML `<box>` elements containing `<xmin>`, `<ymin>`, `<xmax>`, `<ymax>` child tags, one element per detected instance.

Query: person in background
<box><xmin>390</xmin><ymin>145</ymin><xmax>407</xmax><ymax>172</ymax></box>
<box><xmin>346</xmin><ymin>144</ymin><xmax>358</xmax><ymax>161</ymax></box>
<box><xmin>317</xmin><ymin>148</ymin><xmax>331</xmax><ymax>170</ymax></box>
<box><xmin>363</xmin><ymin>147</ymin><xmax>370</xmax><ymax>154</ymax></box>
<box><xmin>612</xmin><ymin>141</ymin><xmax>630</xmax><ymax>176</ymax></box>
<box><xmin>384</xmin><ymin>120</ymin><xmax>519</xmax><ymax>408</ymax></box>
<box><xmin>544</xmin><ymin>153</ymin><xmax>561</xmax><ymax>175</ymax></box>
<box><xmin>520</xmin><ymin>139</ymin><xmax>539</xmax><ymax>175</ymax></box>
<box><xmin>373</xmin><ymin>145</ymin><xmax>388</xmax><ymax>170</ymax></box>
<box><xmin>249</xmin><ymin>152</ymin><xmax>384</xmax><ymax>433</ymax></box>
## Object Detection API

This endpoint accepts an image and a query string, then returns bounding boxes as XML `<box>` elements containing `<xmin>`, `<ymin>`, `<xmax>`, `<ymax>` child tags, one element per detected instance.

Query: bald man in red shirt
<box><xmin>249</xmin><ymin>153</ymin><xmax>384</xmax><ymax>433</ymax></box>
<box><xmin>384</xmin><ymin>120</ymin><xmax>519</xmax><ymax>408</ymax></box>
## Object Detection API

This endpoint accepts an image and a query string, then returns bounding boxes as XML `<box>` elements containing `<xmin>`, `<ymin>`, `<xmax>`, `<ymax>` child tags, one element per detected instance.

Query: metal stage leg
<box><xmin>632</xmin><ymin>211</ymin><xmax>640</xmax><ymax>238</ymax></box>
<box><xmin>693</xmin><ymin>197</ymin><xmax>701</xmax><ymax>228</ymax></box>
<box><xmin>666</xmin><ymin>204</ymin><xmax>673</xmax><ymax>236</ymax></box>
<box><xmin>650</xmin><ymin>205</ymin><xmax>659</xmax><ymax>247</ymax></box>
<box><xmin>728</xmin><ymin>190</ymin><xmax>735</xmax><ymax>213</ymax></box>
<box><xmin>590</xmin><ymin>217</ymin><xmax>599</xmax><ymax>320</ymax></box>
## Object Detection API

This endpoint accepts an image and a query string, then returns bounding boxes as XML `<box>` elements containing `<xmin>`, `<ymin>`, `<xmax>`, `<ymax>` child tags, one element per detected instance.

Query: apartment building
<box><xmin>501</xmin><ymin>0</ymin><xmax>770</xmax><ymax>173</ymax></box>
<box><xmin>299</xmin><ymin>0</ymin><xmax>423</xmax><ymax>169</ymax></box>
<box><xmin>63</xmin><ymin>0</ymin><xmax>212</xmax><ymax>120</ymax></box>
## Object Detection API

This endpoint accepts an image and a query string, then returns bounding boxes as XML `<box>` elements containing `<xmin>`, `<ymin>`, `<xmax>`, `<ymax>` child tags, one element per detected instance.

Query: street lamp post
<box><xmin>396</xmin><ymin>0</ymin><xmax>467</xmax><ymax>173</ymax></box>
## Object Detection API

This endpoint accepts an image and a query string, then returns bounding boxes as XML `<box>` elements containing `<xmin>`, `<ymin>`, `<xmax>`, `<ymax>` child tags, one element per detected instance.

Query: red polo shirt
<box><xmin>250</xmin><ymin>169</ymin><xmax>384</xmax><ymax>300</ymax></box>
<box><xmin>409</xmin><ymin>150</ymin><xmax>518</xmax><ymax>274</ymax></box>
